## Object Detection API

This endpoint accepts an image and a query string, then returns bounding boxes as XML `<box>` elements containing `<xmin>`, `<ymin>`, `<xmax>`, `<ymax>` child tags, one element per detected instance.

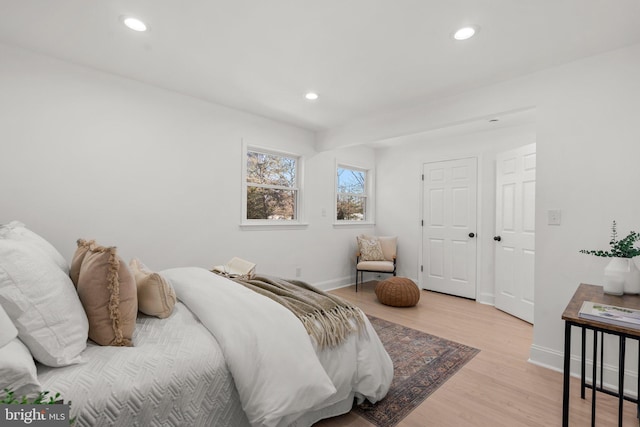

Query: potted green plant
<box><xmin>580</xmin><ymin>221</ymin><xmax>640</xmax><ymax>295</ymax></box>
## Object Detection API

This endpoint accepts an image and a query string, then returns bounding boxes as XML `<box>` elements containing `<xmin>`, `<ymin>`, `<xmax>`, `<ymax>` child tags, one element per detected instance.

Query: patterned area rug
<box><xmin>354</xmin><ymin>315</ymin><xmax>480</xmax><ymax>427</ymax></box>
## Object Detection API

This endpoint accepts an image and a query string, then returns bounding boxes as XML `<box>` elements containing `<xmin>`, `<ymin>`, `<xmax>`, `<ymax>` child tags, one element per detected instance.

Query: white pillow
<box><xmin>0</xmin><ymin>302</ymin><xmax>18</xmax><ymax>347</ymax></box>
<box><xmin>0</xmin><ymin>338</ymin><xmax>41</xmax><ymax>398</ymax></box>
<box><xmin>0</xmin><ymin>221</ymin><xmax>69</xmax><ymax>273</ymax></box>
<box><xmin>0</xmin><ymin>239</ymin><xmax>89</xmax><ymax>367</ymax></box>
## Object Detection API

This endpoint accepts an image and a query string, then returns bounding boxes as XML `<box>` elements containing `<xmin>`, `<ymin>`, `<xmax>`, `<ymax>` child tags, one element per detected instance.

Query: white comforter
<box><xmin>38</xmin><ymin>302</ymin><xmax>250</xmax><ymax>427</ymax></box>
<box><xmin>161</xmin><ymin>267</ymin><xmax>393</xmax><ymax>427</ymax></box>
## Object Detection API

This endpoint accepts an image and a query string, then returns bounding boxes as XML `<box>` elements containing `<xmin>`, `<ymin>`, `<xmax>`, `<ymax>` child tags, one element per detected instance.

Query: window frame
<box><xmin>241</xmin><ymin>143</ymin><xmax>306</xmax><ymax>228</ymax></box>
<box><xmin>334</xmin><ymin>162</ymin><xmax>375</xmax><ymax>225</ymax></box>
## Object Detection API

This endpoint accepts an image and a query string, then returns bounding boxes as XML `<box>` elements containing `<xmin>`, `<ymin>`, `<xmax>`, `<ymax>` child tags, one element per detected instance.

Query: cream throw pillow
<box><xmin>77</xmin><ymin>244</ymin><xmax>137</xmax><ymax>346</ymax></box>
<box><xmin>357</xmin><ymin>235</ymin><xmax>385</xmax><ymax>261</ymax></box>
<box><xmin>130</xmin><ymin>258</ymin><xmax>176</xmax><ymax>319</ymax></box>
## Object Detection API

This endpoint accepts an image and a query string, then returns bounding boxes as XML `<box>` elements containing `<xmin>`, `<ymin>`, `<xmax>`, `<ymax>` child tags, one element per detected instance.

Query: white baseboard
<box><xmin>477</xmin><ymin>292</ymin><xmax>494</xmax><ymax>305</ymax></box>
<box><xmin>529</xmin><ymin>343</ymin><xmax>638</xmax><ymax>398</ymax></box>
<box><xmin>529</xmin><ymin>344</ymin><xmax>564</xmax><ymax>373</ymax></box>
<box><xmin>315</xmin><ymin>276</ymin><xmax>353</xmax><ymax>292</ymax></box>
<box><xmin>318</xmin><ymin>274</ymin><xmax>419</xmax><ymax>292</ymax></box>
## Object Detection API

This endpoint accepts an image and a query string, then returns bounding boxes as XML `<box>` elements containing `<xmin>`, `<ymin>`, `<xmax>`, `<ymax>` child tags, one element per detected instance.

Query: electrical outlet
<box><xmin>548</xmin><ymin>209</ymin><xmax>561</xmax><ymax>225</ymax></box>
<box><xmin>295</xmin><ymin>267</ymin><xmax>302</xmax><ymax>277</ymax></box>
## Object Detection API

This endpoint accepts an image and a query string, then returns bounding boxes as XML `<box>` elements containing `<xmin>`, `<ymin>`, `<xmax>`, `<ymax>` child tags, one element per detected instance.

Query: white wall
<box><xmin>0</xmin><ymin>43</ymin><xmax>375</xmax><ymax>289</ymax></box>
<box><xmin>375</xmin><ymin>124</ymin><xmax>536</xmax><ymax>304</ymax></box>
<box><xmin>353</xmin><ymin>41</ymin><xmax>640</xmax><ymax>388</ymax></box>
<box><xmin>531</xmin><ymin>42</ymin><xmax>640</xmax><ymax>390</ymax></box>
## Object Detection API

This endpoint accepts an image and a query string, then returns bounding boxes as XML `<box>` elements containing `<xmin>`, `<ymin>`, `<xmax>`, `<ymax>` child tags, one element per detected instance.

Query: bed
<box><xmin>0</xmin><ymin>222</ymin><xmax>393</xmax><ymax>427</ymax></box>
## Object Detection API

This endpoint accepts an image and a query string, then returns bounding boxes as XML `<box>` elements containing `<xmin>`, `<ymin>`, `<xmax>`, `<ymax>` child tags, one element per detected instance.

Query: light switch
<box><xmin>548</xmin><ymin>209</ymin><xmax>561</xmax><ymax>225</ymax></box>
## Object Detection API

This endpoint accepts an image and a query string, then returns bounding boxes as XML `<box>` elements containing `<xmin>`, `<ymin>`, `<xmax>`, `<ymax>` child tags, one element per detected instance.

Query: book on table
<box><xmin>578</xmin><ymin>301</ymin><xmax>640</xmax><ymax>329</ymax></box>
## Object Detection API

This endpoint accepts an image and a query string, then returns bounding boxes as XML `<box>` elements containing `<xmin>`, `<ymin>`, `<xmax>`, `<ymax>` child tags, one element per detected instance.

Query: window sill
<box><xmin>333</xmin><ymin>221</ymin><xmax>375</xmax><ymax>228</ymax></box>
<box><xmin>240</xmin><ymin>222</ymin><xmax>309</xmax><ymax>230</ymax></box>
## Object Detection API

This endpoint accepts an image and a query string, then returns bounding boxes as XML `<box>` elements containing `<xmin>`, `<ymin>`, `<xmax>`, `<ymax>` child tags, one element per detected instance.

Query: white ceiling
<box><xmin>1</xmin><ymin>0</ymin><xmax>640</xmax><ymax>132</ymax></box>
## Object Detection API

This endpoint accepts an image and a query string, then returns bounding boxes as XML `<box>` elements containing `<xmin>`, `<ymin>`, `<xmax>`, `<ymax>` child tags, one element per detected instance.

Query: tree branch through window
<box><xmin>246</xmin><ymin>150</ymin><xmax>299</xmax><ymax>221</ymax></box>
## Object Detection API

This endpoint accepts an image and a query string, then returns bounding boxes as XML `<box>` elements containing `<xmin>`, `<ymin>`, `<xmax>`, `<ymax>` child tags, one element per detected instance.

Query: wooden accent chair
<box><xmin>355</xmin><ymin>235</ymin><xmax>397</xmax><ymax>292</ymax></box>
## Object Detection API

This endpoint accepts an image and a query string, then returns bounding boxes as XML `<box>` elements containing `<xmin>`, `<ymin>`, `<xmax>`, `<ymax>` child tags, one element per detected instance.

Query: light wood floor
<box><xmin>315</xmin><ymin>282</ymin><xmax>639</xmax><ymax>427</ymax></box>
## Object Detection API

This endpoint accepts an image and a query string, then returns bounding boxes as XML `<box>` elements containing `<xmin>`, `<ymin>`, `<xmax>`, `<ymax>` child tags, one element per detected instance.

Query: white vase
<box><xmin>624</xmin><ymin>259</ymin><xmax>640</xmax><ymax>294</ymax></box>
<box><xmin>603</xmin><ymin>257</ymin><xmax>640</xmax><ymax>295</ymax></box>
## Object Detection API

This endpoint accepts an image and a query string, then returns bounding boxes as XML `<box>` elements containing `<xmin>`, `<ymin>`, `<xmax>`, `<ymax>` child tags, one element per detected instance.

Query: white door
<box><xmin>422</xmin><ymin>158</ymin><xmax>477</xmax><ymax>299</ymax></box>
<box><xmin>494</xmin><ymin>143</ymin><xmax>536</xmax><ymax>323</ymax></box>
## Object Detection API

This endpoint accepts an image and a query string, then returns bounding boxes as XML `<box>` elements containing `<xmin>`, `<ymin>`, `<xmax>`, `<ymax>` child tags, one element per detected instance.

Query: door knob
<box><xmin>494</xmin><ymin>236</ymin><xmax>502</xmax><ymax>242</ymax></box>
<box><xmin>468</xmin><ymin>232</ymin><xmax>475</xmax><ymax>238</ymax></box>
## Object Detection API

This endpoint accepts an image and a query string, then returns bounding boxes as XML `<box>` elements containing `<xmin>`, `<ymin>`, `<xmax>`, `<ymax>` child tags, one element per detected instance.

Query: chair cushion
<box><xmin>357</xmin><ymin>260</ymin><xmax>395</xmax><ymax>272</ymax></box>
<box><xmin>375</xmin><ymin>277</ymin><xmax>420</xmax><ymax>307</ymax></box>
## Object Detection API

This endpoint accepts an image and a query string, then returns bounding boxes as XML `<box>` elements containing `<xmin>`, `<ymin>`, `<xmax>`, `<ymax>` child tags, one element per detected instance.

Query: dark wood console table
<box><xmin>562</xmin><ymin>283</ymin><xmax>640</xmax><ymax>427</ymax></box>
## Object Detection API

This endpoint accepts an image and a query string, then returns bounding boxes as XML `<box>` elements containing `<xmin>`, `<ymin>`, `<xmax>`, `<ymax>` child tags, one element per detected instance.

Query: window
<box><xmin>244</xmin><ymin>148</ymin><xmax>300</xmax><ymax>222</ymax></box>
<box><xmin>336</xmin><ymin>165</ymin><xmax>369</xmax><ymax>222</ymax></box>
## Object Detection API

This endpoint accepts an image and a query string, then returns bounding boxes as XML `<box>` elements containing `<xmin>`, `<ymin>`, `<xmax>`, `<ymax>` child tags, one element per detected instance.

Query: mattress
<box><xmin>37</xmin><ymin>303</ymin><xmax>250</xmax><ymax>427</ymax></box>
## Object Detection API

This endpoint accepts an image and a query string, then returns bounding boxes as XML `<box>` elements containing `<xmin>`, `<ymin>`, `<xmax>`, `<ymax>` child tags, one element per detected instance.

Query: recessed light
<box><xmin>453</xmin><ymin>26</ymin><xmax>478</xmax><ymax>41</ymax></box>
<box><xmin>305</xmin><ymin>92</ymin><xmax>319</xmax><ymax>101</ymax></box>
<box><xmin>122</xmin><ymin>16</ymin><xmax>147</xmax><ymax>32</ymax></box>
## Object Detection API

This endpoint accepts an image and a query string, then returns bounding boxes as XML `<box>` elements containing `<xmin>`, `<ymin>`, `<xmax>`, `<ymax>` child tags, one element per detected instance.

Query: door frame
<box><xmin>418</xmin><ymin>154</ymin><xmax>483</xmax><ymax>299</ymax></box>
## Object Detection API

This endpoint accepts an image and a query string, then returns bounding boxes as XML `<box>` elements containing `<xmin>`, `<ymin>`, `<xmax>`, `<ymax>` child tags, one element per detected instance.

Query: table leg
<box><xmin>591</xmin><ymin>330</ymin><xmax>597</xmax><ymax>427</ymax></box>
<box><xmin>582</xmin><ymin>327</ymin><xmax>586</xmax><ymax>399</ymax></box>
<box><xmin>600</xmin><ymin>331</ymin><xmax>604</xmax><ymax>390</ymax></box>
<box><xmin>619</xmin><ymin>336</ymin><xmax>626</xmax><ymax>427</ymax></box>
<box><xmin>563</xmin><ymin>321</ymin><xmax>572</xmax><ymax>427</ymax></box>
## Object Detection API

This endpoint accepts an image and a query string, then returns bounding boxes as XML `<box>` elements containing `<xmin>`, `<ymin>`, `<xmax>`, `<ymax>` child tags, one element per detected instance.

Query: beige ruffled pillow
<box><xmin>69</xmin><ymin>239</ymin><xmax>95</xmax><ymax>287</ymax></box>
<box><xmin>130</xmin><ymin>258</ymin><xmax>176</xmax><ymax>319</ymax></box>
<box><xmin>76</xmin><ymin>244</ymin><xmax>137</xmax><ymax>346</ymax></box>
<box><xmin>357</xmin><ymin>235</ymin><xmax>385</xmax><ymax>261</ymax></box>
